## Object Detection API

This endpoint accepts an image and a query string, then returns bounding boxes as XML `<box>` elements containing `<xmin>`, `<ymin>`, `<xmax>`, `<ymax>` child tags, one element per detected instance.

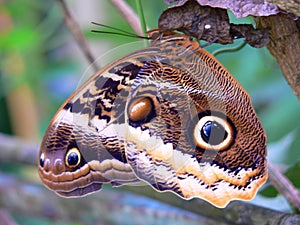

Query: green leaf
<box><xmin>260</xmin><ymin>184</ymin><xmax>279</xmax><ymax>198</ymax></box>
<box><xmin>0</xmin><ymin>28</ymin><xmax>39</xmax><ymax>51</ymax></box>
<box><xmin>285</xmin><ymin>161</ymin><xmax>300</xmax><ymax>188</ymax></box>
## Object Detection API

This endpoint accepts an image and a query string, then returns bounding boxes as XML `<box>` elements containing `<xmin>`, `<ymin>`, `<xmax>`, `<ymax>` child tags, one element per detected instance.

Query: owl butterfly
<box><xmin>38</xmin><ymin>29</ymin><xmax>267</xmax><ymax>208</ymax></box>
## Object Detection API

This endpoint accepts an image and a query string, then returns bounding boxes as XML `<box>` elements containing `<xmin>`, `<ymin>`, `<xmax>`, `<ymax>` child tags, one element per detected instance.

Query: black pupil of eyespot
<box><xmin>68</xmin><ymin>152</ymin><xmax>79</xmax><ymax>166</ymax></box>
<box><xmin>40</xmin><ymin>156</ymin><xmax>44</xmax><ymax>167</ymax></box>
<box><xmin>201</xmin><ymin>121</ymin><xmax>228</xmax><ymax>145</ymax></box>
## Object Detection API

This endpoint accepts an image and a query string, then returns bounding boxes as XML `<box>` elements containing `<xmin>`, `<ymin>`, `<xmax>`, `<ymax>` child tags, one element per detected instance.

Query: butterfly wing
<box><xmin>124</xmin><ymin>43</ymin><xmax>267</xmax><ymax>208</ymax></box>
<box><xmin>39</xmin><ymin>30</ymin><xmax>267</xmax><ymax>208</ymax></box>
<box><xmin>38</xmin><ymin>50</ymin><xmax>157</xmax><ymax>196</ymax></box>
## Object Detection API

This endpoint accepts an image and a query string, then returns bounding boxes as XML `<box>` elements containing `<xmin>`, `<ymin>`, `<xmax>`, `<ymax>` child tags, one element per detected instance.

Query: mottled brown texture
<box><xmin>159</xmin><ymin>2</ymin><xmax>232</xmax><ymax>44</ymax></box>
<box><xmin>164</xmin><ymin>0</ymin><xmax>279</xmax><ymax>17</ymax></box>
<box><xmin>39</xmin><ymin>29</ymin><xmax>267</xmax><ymax>208</ymax></box>
<box><xmin>159</xmin><ymin>0</ymin><xmax>270</xmax><ymax>47</ymax></box>
<box><xmin>255</xmin><ymin>15</ymin><xmax>300</xmax><ymax>100</ymax></box>
<box><xmin>268</xmin><ymin>0</ymin><xmax>300</xmax><ymax>17</ymax></box>
<box><xmin>125</xmin><ymin>32</ymin><xmax>267</xmax><ymax>207</ymax></box>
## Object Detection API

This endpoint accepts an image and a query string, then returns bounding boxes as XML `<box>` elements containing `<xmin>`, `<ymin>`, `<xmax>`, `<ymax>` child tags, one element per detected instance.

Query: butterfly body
<box><xmin>39</xmin><ymin>29</ymin><xmax>267</xmax><ymax>207</ymax></box>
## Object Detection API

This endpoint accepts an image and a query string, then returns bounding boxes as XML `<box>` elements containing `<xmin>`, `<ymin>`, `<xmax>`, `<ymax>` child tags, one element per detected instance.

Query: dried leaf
<box><xmin>159</xmin><ymin>0</ymin><xmax>270</xmax><ymax>47</ymax></box>
<box><xmin>230</xmin><ymin>24</ymin><xmax>270</xmax><ymax>48</ymax></box>
<box><xmin>159</xmin><ymin>2</ymin><xmax>232</xmax><ymax>44</ymax></box>
<box><xmin>165</xmin><ymin>0</ymin><xmax>279</xmax><ymax>18</ymax></box>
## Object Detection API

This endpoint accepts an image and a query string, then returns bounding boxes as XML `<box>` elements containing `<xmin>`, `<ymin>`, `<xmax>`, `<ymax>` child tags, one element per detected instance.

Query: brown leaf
<box><xmin>164</xmin><ymin>0</ymin><xmax>279</xmax><ymax>18</ymax></box>
<box><xmin>159</xmin><ymin>0</ymin><xmax>270</xmax><ymax>47</ymax></box>
<box><xmin>230</xmin><ymin>24</ymin><xmax>270</xmax><ymax>48</ymax></box>
<box><xmin>159</xmin><ymin>1</ymin><xmax>233</xmax><ymax>44</ymax></box>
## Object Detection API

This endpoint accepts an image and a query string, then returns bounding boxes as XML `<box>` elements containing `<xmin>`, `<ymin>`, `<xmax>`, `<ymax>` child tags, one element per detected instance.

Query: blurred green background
<box><xmin>0</xmin><ymin>0</ymin><xmax>299</xmax><ymax>224</ymax></box>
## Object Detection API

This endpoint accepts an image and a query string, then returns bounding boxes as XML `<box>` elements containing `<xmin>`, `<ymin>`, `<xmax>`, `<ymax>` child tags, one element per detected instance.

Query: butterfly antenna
<box><xmin>91</xmin><ymin>22</ymin><xmax>148</xmax><ymax>39</ymax></box>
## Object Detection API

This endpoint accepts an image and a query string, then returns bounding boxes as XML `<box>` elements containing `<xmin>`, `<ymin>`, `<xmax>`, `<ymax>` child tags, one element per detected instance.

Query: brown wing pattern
<box><xmin>124</xmin><ymin>55</ymin><xmax>267</xmax><ymax>207</ymax></box>
<box><xmin>38</xmin><ymin>29</ymin><xmax>267</xmax><ymax>207</ymax></box>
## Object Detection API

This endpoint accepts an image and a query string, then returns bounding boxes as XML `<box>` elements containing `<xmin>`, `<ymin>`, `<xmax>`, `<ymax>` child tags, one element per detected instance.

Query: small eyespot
<box><xmin>149</xmin><ymin>30</ymin><xmax>160</xmax><ymax>40</ymax></box>
<box><xmin>128</xmin><ymin>97</ymin><xmax>155</xmax><ymax>123</ymax></box>
<box><xmin>194</xmin><ymin>115</ymin><xmax>233</xmax><ymax>151</ymax></box>
<box><xmin>40</xmin><ymin>153</ymin><xmax>45</xmax><ymax>167</ymax></box>
<box><xmin>65</xmin><ymin>148</ymin><xmax>81</xmax><ymax>168</ymax></box>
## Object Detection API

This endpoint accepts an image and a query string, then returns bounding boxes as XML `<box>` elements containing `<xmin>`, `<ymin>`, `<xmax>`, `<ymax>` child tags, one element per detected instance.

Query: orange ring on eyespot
<box><xmin>65</xmin><ymin>148</ymin><xmax>81</xmax><ymax>168</ymax></box>
<box><xmin>193</xmin><ymin>115</ymin><xmax>233</xmax><ymax>151</ymax></box>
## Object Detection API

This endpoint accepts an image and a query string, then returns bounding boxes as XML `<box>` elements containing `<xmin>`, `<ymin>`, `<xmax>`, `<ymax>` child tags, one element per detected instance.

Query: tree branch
<box><xmin>268</xmin><ymin>0</ymin><xmax>300</xmax><ymax>17</ymax></box>
<box><xmin>1</xmin><ymin>171</ymin><xmax>300</xmax><ymax>225</ymax></box>
<box><xmin>255</xmin><ymin>11</ymin><xmax>300</xmax><ymax>100</ymax></box>
<box><xmin>0</xmin><ymin>133</ymin><xmax>39</xmax><ymax>165</ymax></box>
<box><xmin>57</xmin><ymin>0</ymin><xmax>99</xmax><ymax>71</ymax></box>
<box><xmin>0</xmin><ymin>133</ymin><xmax>300</xmax><ymax>224</ymax></box>
<box><xmin>109</xmin><ymin>0</ymin><xmax>143</xmax><ymax>36</ymax></box>
<box><xmin>123</xmin><ymin>185</ymin><xmax>300</xmax><ymax>225</ymax></box>
<box><xmin>0</xmin><ymin>173</ymin><xmax>223</xmax><ymax>225</ymax></box>
<box><xmin>268</xmin><ymin>161</ymin><xmax>300</xmax><ymax>211</ymax></box>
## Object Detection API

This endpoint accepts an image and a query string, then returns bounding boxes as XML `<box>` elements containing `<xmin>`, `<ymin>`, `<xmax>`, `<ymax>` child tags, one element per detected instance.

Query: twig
<box><xmin>57</xmin><ymin>0</ymin><xmax>99</xmax><ymax>72</ymax></box>
<box><xmin>123</xmin><ymin>185</ymin><xmax>300</xmax><ymax>225</ymax></box>
<box><xmin>0</xmin><ymin>133</ymin><xmax>38</xmax><ymax>165</ymax></box>
<box><xmin>0</xmin><ymin>132</ymin><xmax>300</xmax><ymax>225</ymax></box>
<box><xmin>110</xmin><ymin>0</ymin><xmax>143</xmax><ymax>36</ymax></box>
<box><xmin>135</xmin><ymin>0</ymin><xmax>148</xmax><ymax>47</ymax></box>
<box><xmin>135</xmin><ymin>0</ymin><xmax>147</xmax><ymax>35</ymax></box>
<box><xmin>0</xmin><ymin>171</ymin><xmax>300</xmax><ymax>225</ymax></box>
<box><xmin>0</xmin><ymin>173</ymin><xmax>221</xmax><ymax>225</ymax></box>
<box><xmin>1</xmin><ymin>121</ymin><xmax>300</xmax><ymax>213</ymax></box>
<box><xmin>268</xmin><ymin>161</ymin><xmax>300</xmax><ymax>211</ymax></box>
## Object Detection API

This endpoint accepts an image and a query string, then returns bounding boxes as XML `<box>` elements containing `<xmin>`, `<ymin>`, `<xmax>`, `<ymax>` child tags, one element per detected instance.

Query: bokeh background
<box><xmin>0</xmin><ymin>0</ymin><xmax>299</xmax><ymax>224</ymax></box>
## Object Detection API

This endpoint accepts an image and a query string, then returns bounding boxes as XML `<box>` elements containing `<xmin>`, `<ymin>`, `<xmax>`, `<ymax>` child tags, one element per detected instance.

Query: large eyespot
<box><xmin>65</xmin><ymin>148</ymin><xmax>81</xmax><ymax>168</ymax></box>
<box><xmin>40</xmin><ymin>153</ymin><xmax>45</xmax><ymax>167</ymax></box>
<box><xmin>128</xmin><ymin>97</ymin><xmax>155</xmax><ymax>123</ymax></box>
<box><xmin>194</xmin><ymin>115</ymin><xmax>234</xmax><ymax>151</ymax></box>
